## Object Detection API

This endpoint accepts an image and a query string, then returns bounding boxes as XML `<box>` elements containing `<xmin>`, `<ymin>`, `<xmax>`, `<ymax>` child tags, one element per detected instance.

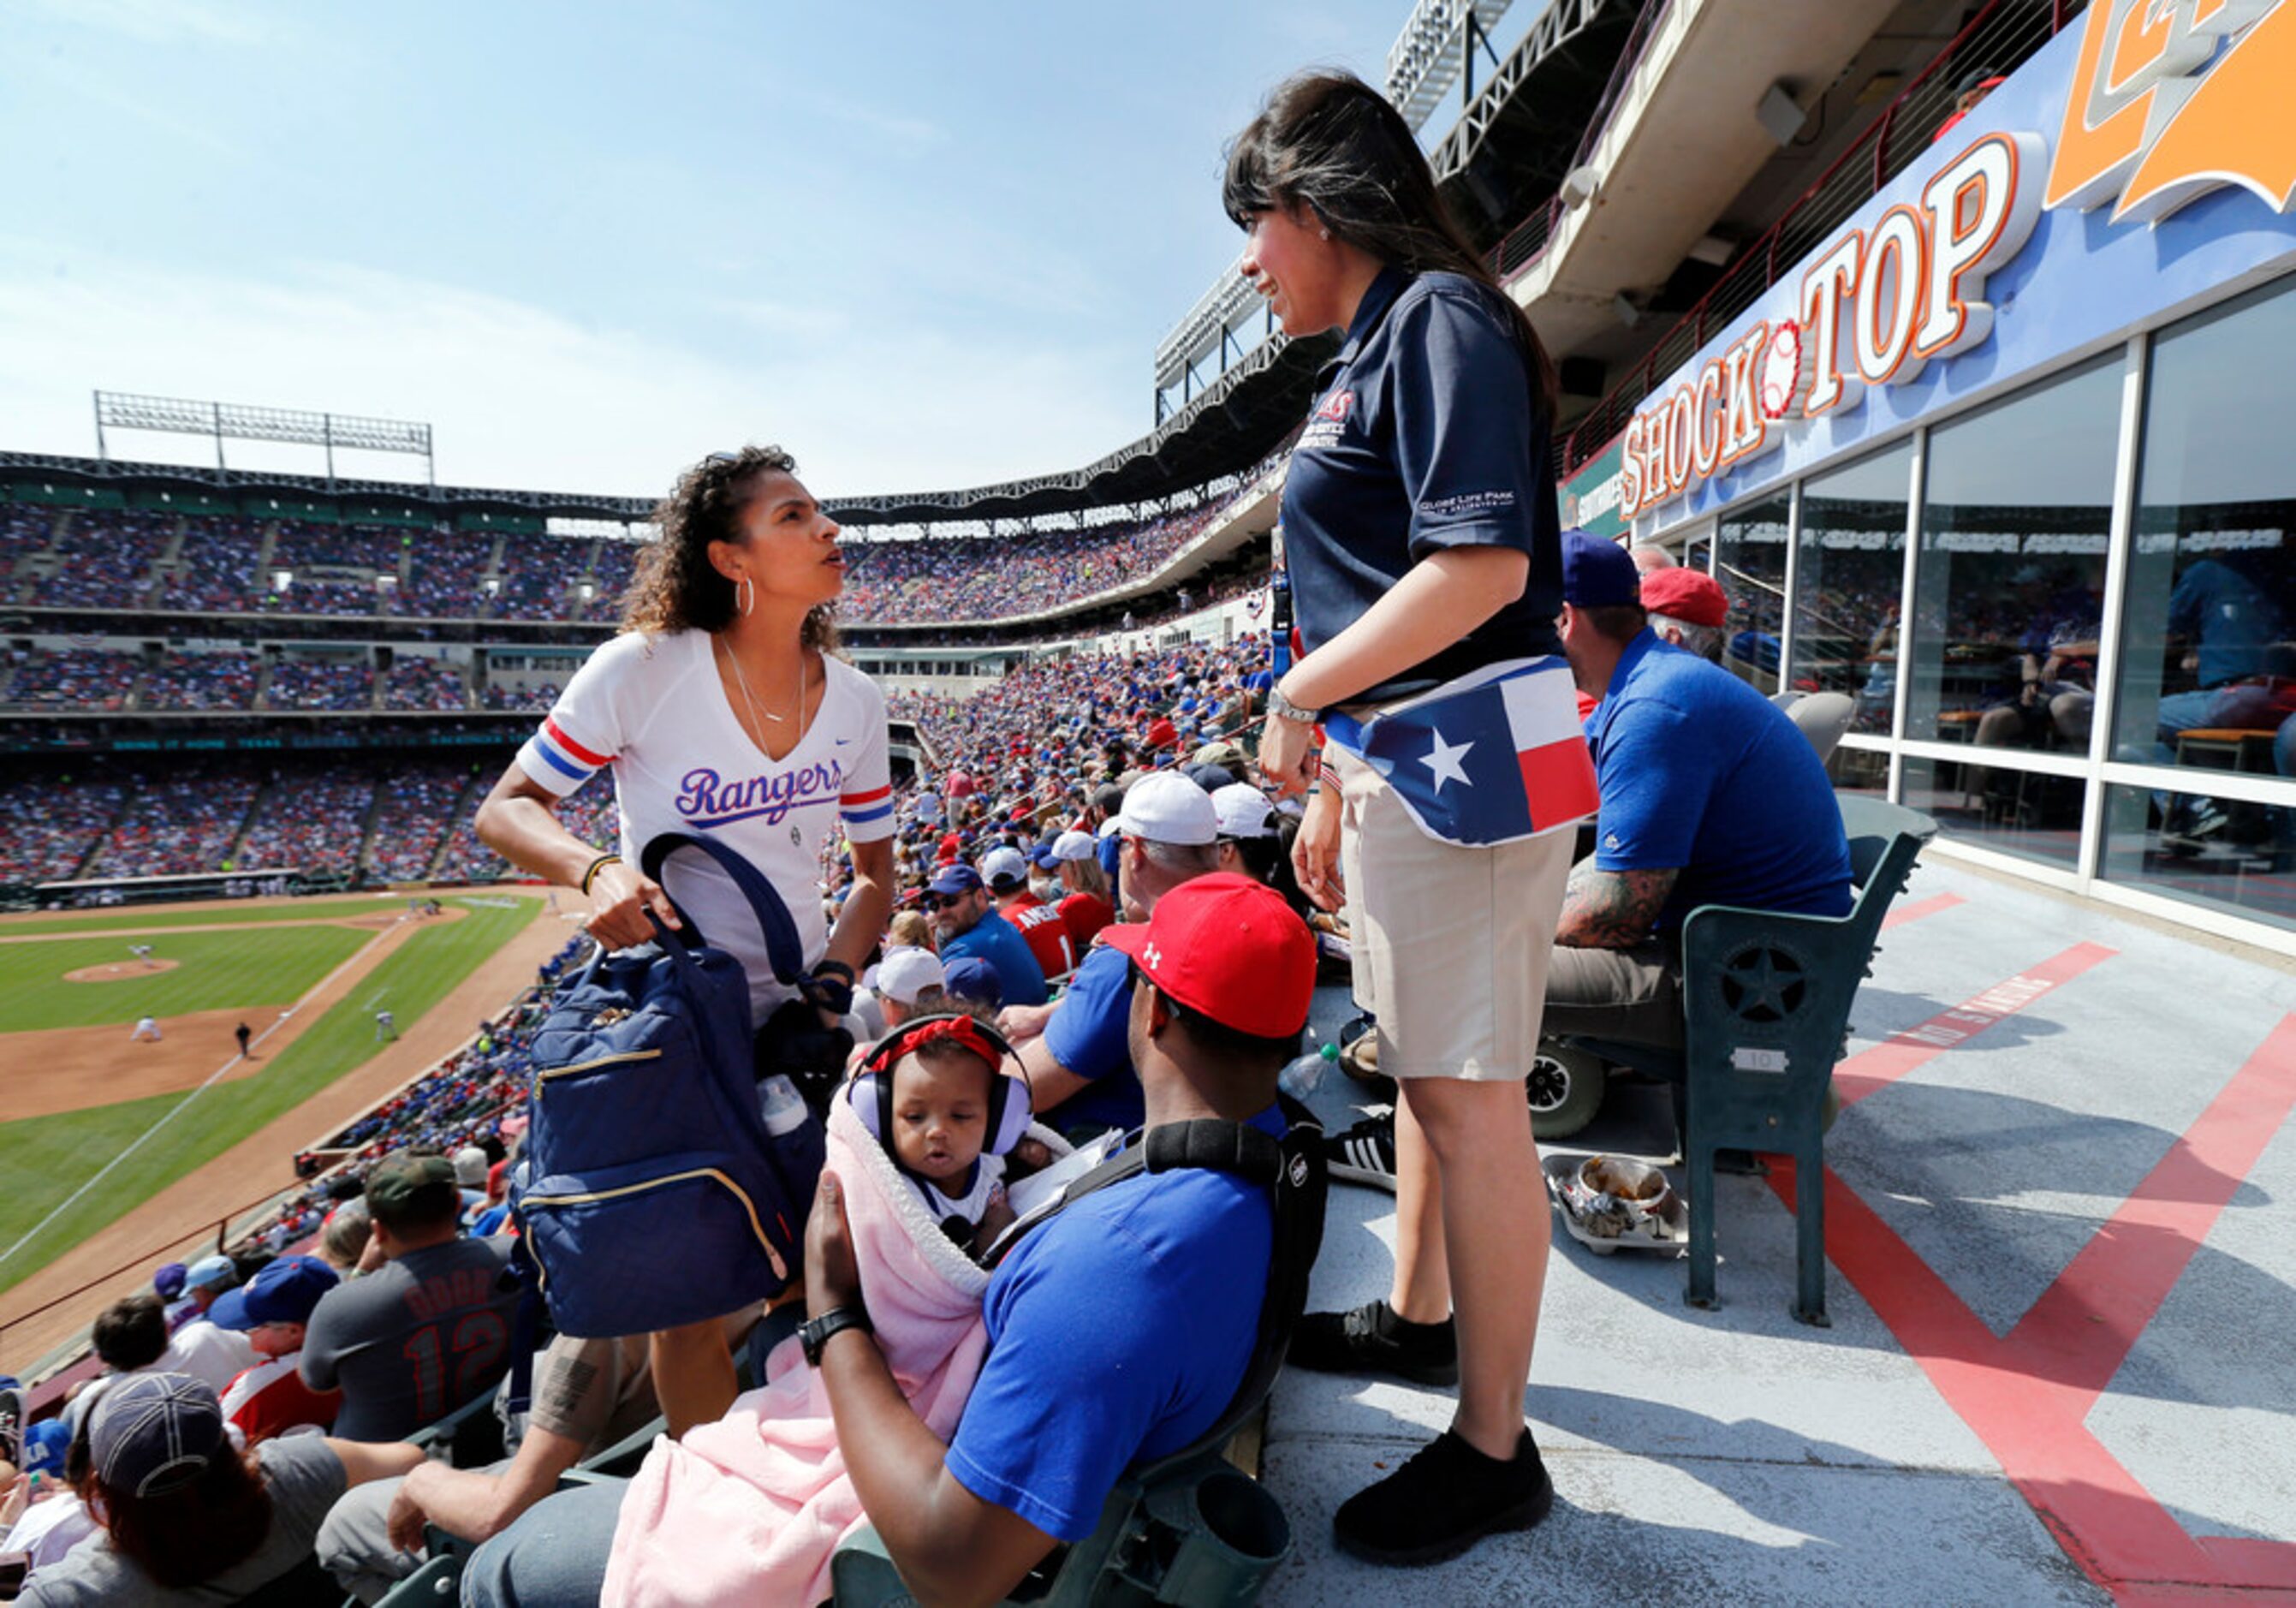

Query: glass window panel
<box><xmin>1906</xmin><ymin>357</ymin><xmax>2121</xmax><ymax>752</ymax></box>
<box><xmin>1792</xmin><ymin>441</ymin><xmax>1912</xmax><ymax>735</ymax></box>
<box><xmin>2102</xmin><ymin>781</ymin><xmax>2296</xmax><ymax>932</ymax></box>
<box><xmin>1713</xmin><ymin>495</ymin><xmax>1787</xmax><ymax>693</ymax></box>
<box><xmin>1900</xmin><ymin>755</ymin><xmax>2083</xmax><ymax>870</ymax></box>
<box><xmin>2112</xmin><ymin>278</ymin><xmax>2296</xmax><ymax>812</ymax></box>
<box><xmin>1827</xmin><ymin>743</ymin><xmax>1890</xmax><ymax>801</ymax></box>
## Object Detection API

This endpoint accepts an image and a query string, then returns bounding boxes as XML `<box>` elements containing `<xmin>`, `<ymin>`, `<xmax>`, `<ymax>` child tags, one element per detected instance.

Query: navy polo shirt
<box><xmin>1280</xmin><ymin>266</ymin><xmax>1564</xmax><ymax>704</ymax></box>
<box><xmin>1586</xmin><ymin>631</ymin><xmax>1853</xmax><ymax>932</ymax></box>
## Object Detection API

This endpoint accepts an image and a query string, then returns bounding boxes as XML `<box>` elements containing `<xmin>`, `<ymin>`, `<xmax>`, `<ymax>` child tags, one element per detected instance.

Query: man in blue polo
<box><xmin>1546</xmin><ymin>531</ymin><xmax>1852</xmax><ymax>1045</ymax></box>
<box><xmin>927</xmin><ymin>864</ymin><xmax>1048</xmax><ymax>1009</ymax></box>
<box><xmin>999</xmin><ymin>772</ymin><xmax>1221</xmax><ymax>1138</ymax></box>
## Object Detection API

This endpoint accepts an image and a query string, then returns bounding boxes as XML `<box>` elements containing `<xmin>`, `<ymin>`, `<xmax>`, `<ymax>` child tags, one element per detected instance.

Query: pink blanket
<box><xmin>602</xmin><ymin>1097</ymin><xmax>1010</xmax><ymax>1608</ymax></box>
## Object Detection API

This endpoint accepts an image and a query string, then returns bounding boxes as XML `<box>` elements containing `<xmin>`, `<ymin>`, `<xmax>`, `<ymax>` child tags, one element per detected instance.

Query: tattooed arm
<box><xmin>1556</xmin><ymin>863</ymin><xmax>1678</xmax><ymax>950</ymax></box>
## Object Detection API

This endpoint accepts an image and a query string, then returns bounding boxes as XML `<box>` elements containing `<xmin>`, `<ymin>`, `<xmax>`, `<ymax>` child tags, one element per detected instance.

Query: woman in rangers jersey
<box><xmin>475</xmin><ymin>444</ymin><xmax>897</xmax><ymax>1437</ymax></box>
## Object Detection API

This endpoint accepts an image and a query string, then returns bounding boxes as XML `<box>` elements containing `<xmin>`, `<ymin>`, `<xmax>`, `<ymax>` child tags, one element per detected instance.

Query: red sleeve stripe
<box><xmin>838</xmin><ymin>784</ymin><xmax>891</xmax><ymax>806</ymax></box>
<box><xmin>544</xmin><ymin>718</ymin><xmax>609</xmax><ymax>768</ymax></box>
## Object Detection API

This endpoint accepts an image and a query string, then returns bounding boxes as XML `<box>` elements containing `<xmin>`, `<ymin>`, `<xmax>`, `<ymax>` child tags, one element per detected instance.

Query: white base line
<box><xmin>0</xmin><ymin>914</ymin><xmax>409</xmax><ymax>1272</ymax></box>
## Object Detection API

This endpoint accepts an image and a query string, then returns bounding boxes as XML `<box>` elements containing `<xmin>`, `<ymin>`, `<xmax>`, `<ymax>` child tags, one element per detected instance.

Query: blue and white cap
<box><xmin>90</xmin><ymin>1373</ymin><xmax>225</xmax><ymax>1498</ymax></box>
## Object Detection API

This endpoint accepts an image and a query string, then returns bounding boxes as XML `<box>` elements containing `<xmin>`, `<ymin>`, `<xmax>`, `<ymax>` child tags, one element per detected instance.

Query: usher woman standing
<box><xmin>1228</xmin><ymin>73</ymin><xmax>1593</xmax><ymax>1564</ymax></box>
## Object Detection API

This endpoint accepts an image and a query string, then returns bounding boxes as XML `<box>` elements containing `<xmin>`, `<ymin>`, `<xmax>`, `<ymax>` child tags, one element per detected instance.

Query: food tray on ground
<box><xmin>1542</xmin><ymin>1154</ymin><xmax>1689</xmax><ymax>1256</ymax></box>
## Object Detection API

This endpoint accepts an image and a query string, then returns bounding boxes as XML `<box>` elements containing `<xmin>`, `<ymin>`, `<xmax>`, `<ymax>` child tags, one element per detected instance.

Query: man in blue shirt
<box><xmin>927</xmin><ymin>864</ymin><xmax>1048</xmax><ymax>1009</ymax></box>
<box><xmin>1545</xmin><ymin>532</ymin><xmax>1852</xmax><ymax>1047</ymax></box>
<box><xmin>458</xmin><ymin>877</ymin><xmax>1317</xmax><ymax>1608</ymax></box>
<box><xmin>1001</xmin><ymin>773</ymin><xmax>1222</xmax><ymax>1135</ymax></box>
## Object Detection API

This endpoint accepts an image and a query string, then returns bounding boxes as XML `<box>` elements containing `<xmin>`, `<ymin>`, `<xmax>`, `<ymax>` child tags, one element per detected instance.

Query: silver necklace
<box><xmin>723</xmin><ymin>635</ymin><xmax>807</xmax><ymax>740</ymax></box>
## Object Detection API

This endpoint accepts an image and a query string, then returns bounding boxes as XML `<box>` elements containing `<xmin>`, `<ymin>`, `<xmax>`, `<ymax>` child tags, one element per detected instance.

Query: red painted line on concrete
<box><xmin>2009</xmin><ymin>1013</ymin><xmax>2296</xmax><ymax>1406</ymax></box>
<box><xmin>1768</xmin><ymin>1014</ymin><xmax>2296</xmax><ymax>1599</ymax></box>
<box><xmin>1835</xmin><ymin>941</ymin><xmax>2117</xmax><ymax>1108</ymax></box>
<box><xmin>1882</xmin><ymin>890</ymin><xmax>1966</xmax><ymax>930</ymax></box>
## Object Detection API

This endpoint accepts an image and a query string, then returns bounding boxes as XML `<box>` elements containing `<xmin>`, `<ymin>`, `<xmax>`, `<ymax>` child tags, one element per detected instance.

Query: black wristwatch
<box><xmin>800</xmin><ymin>1306</ymin><xmax>874</xmax><ymax>1367</ymax></box>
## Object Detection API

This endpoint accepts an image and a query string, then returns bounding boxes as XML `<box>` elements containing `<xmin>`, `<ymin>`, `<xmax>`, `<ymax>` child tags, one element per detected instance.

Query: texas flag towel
<box><xmin>1323</xmin><ymin>656</ymin><xmax>1598</xmax><ymax>847</ymax></box>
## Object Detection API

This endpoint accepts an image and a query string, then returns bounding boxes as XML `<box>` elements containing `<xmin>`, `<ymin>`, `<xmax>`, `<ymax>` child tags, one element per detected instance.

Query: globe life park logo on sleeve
<box><xmin>1615</xmin><ymin>0</ymin><xmax>2296</xmax><ymax>523</ymax></box>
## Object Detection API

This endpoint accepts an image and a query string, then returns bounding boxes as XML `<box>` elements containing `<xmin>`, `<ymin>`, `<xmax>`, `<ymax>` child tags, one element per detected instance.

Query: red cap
<box><xmin>1098</xmin><ymin>872</ymin><xmax>1316</xmax><ymax>1039</ymax></box>
<box><xmin>1638</xmin><ymin>565</ymin><xmax>1730</xmax><ymax>628</ymax></box>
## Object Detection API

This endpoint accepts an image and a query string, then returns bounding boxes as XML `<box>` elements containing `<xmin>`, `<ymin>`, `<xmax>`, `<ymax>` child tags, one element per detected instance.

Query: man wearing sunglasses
<box><xmin>925</xmin><ymin>864</ymin><xmax>1049</xmax><ymax>1009</ymax></box>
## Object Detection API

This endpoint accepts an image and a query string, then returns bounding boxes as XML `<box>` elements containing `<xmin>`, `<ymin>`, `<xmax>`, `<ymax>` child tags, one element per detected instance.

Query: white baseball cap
<box><xmin>874</xmin><ymin>946</ymin><xmax>947</xmax><ymax>1005</ymax></box>
<box><xmin>1051</xmin><ymin>829</ymin><xmax>1098</xmax><ymax>862</ymax></box>
<box><xmin>1211</xmin><ymin>783</ymin><xmax>1280</xmax><ymax>841</ymax></box>
<box><xmin>1115</xmin><ymin>771</ymin><xmax>1220</xmax><ymax>847</ymax></box>
<box><xmin>977</xmin><ymin>845</ymin><xmax>1030</xmax><ymax>890</ymax></box>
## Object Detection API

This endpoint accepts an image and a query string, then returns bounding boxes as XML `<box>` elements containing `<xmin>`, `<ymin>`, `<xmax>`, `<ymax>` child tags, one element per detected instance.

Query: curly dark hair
<box><xmin>622</xmin><ymin>444</ymin><xmax>838</xmax><ymax>650</ymax></box>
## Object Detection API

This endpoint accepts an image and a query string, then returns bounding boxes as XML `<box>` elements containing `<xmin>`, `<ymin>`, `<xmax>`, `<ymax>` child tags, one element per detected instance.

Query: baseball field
<box><xmin>0</xmin><ymin>888</ymin><xmax>571</xmax><ymax>1362</ymax></box>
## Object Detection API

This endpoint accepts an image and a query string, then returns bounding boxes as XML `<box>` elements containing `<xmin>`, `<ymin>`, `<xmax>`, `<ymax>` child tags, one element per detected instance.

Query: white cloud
<box><xmin>0</xmin><ymin>248</ymin><xmax>1145</xmax><ymax>505</ymax></box>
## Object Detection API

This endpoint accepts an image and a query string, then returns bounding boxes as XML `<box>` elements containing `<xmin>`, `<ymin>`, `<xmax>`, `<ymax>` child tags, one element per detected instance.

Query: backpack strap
<box><xmin>977</xmin><ymin>1096</ymin><xmax>1328</xmax><ymax>1477</ymax></box>
<box><xmin>639</xmin><ymin>831</ymin><xmax>806</xmax><ymax>985</ymax></box>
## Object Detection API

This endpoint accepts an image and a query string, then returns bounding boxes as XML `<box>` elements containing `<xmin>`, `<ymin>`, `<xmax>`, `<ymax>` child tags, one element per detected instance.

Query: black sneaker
<box><xmin>1324</xmin><ymin>1114</ymin><xmax>1397</xmax><ymax>1193</ymax></box>
<box><xmin>1334</xmin><ymin>1426</ymin><xmax>1554</xmax><ymax>1565</ymax></box>
<box><xmin>1288</xmin><ymin>1299</ymin><xmax>1457</xmax><ymax>1386</ymax></box>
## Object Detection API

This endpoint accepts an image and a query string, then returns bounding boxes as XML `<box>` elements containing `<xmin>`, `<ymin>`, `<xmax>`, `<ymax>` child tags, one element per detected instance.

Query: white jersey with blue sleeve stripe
<box><xmin>517</xmin><ymin>628</ymin><xmax>895</xmax><ymax>1025</ymax></box>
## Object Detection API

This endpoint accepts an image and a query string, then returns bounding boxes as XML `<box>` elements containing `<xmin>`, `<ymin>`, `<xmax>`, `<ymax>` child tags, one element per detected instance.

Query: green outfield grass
<box><xmin>0</xmin><ymin>896</ymin><xmax>420</xmax><ymax>938</ymax></box>
<box><xmin>0</xmin><ymin>897</ymin><xmax>541</xmax><ymax>1304</ymax></box>
<box><xmin>0</xmin><ymin>927</ymin><xmax>372</xmax><ymax>1033</ymax></box>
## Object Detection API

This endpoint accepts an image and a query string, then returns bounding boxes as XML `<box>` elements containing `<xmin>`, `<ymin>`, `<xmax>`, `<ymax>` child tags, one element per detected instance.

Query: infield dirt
<box><xmin>0</xmin><ymin>887</ymin><xmax>578</xmax><ymax>1368</ymax></box>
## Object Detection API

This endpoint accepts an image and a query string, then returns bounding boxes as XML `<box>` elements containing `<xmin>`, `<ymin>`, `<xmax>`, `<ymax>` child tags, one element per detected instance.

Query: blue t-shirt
<box><xmin>941</xmin><ymin>908</ymin><xmax>1049</xmax><ymax>1008</ymax></box>
<box><xmin>1038</xmin><ymin>945</ymin><xmax>1144</xmax><ymax>1134</ymax></box>
<box><xmin>1587</xmin><ymin>632</ymin><xmax>1852</xmax><ymax>930</ymax></box>
<box><xmin>1280</xmin><ymin>265</ymin><xmax>1563</xmax><ymax>705</ymax></box>
<box><xmin>946</xmin><ymin>1163</ymin><xmax>1273</xmax><ymax>1542</ymax></box>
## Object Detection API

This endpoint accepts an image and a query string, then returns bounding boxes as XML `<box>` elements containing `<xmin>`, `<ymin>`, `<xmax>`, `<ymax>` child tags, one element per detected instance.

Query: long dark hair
<box><xmin>1224</xmin><ymin>70</ymin><xmax>1558</xmax><ymax>413</ymax></box>
<box><xmin>622</xmin><ymin>444</ymin><xmax>839</xmax><ymax>651</ymax></box>
<box><xmin>73</xmin><ymin>1441</ymin><xmax>274</xmax><ymax>1589</ymax></box>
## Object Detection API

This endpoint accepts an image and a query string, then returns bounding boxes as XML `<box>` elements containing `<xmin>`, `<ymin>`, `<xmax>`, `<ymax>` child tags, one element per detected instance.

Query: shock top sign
<box><xmin>1616</xmin><ymin>0</ymin><xmax>2295</xmax><ymax>522</ymax></box>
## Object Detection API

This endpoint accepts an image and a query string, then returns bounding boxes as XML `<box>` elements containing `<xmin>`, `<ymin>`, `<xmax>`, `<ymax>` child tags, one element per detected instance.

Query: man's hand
<box><xmin>806</xmin><ymin>1170</ymin><xmax>863</xmax><ymax>1318</ymax></box>
<box><xmin>997</xmin><ymin>1002</ymin><xmax>1055</xmax><ymax>1045</ymax></box>
<box><xmin>386</xmin><ymin>1476</ymin><xmax>431</xmax><ymax>1556</ymax></box>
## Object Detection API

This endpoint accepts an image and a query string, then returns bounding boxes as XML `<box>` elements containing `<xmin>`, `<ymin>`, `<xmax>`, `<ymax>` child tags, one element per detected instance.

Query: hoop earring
<box><xmin>737</xmin><ymin>576</ymin><xmax>754</xmax><ymax>618</ymax></box>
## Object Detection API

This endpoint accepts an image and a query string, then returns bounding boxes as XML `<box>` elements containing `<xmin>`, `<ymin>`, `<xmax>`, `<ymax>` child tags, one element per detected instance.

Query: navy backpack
<box><xmin>516</xmin><ymin>832</ymin><xmax>826</xmax><ymax>1338</ymax></box>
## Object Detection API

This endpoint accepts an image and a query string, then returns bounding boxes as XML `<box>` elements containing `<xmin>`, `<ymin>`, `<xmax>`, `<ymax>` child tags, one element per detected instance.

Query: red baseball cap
<box><xmin>1638</xmin><ymin>565</ymin><xmax>1730</xmax><ymax>628</ymax></box>
<box><xmin>1099</xmin><ymin>872</ymin><xmax>1316</xmax><ymax>1039</ymax></box>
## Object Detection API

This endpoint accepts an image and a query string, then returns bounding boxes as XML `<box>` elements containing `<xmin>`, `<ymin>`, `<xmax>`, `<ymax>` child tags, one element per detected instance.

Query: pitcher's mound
<box><xmin>65</xmin><ymin>959</ymin><xmax>183</xmax><ymax>984</ymax></box>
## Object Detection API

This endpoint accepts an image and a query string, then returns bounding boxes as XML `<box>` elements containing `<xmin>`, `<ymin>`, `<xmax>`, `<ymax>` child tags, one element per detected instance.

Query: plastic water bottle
<box><xmin>758</xmin><ymin>1074</ymin><xmax>808</xmax><ymax>1137</ymax></box>
<box><xmin>1277</xmin><ymin>1046</ymin><xmax>1333</xmax><ymax>1101</ymax></box>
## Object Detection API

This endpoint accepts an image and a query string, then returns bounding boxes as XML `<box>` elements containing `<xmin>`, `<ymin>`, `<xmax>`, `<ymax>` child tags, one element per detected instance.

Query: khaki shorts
<box><xmin>1332</xmin><ymin>744</ymin><xmax>1572</xmax><ymax>1081</ymax></box>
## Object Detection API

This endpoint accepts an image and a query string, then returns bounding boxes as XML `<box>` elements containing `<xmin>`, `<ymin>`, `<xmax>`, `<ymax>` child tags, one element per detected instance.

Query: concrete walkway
<box><xmin>1262</xmin><ymin>859</ymin><xmax>2296</xmax><ymax>1606</ymax></box>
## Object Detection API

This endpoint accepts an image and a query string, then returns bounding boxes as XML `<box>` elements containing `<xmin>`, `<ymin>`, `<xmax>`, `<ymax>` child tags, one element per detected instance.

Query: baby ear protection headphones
<box><xmin>848</xmin><ymin>1012</ymin><xmax>1033</xmax><ymax>1156</ymax></box>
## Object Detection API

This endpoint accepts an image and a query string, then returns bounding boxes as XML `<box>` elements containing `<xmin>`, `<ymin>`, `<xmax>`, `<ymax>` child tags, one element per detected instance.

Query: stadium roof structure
<box><xmin>3</xmin><ymin>330</ymin><xmax>1337</xmax><ymax>532</ymax></box>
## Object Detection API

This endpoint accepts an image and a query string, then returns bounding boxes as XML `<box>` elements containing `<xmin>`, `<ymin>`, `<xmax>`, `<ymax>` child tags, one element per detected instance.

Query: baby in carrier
<box><xmin>848</xmin><ymin>1012</ymin><xmax>1046</xmax><ymax>1258</ymax></box>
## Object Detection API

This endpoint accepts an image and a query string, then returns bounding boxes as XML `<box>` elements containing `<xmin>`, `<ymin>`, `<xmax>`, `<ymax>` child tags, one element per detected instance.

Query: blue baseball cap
<box><xmin>942</xmin><ymin>956</ymin><xmax>1003</xmax><ymax>1010</ymax></box>
<box><xmin>926</xmin><ymin>864</ymin><xmax>984</xmax><ymax>898</ymax></box>
<box><xmin>1560</xmin><ymin>528</ymin><xmax>1641</xmax><ymax>609</ymax></box>
<box><xmin>152</xmin><ymin>1262</ymin><xmax>187</xmax><ymax>1301</ymax></box>
<box><xmin>90</xmin><ymin>1373</ymin><xmax>226</xmax><ymax>1498</ymax></box>
<box><xmin>182</xmin><ymin>1254</ymin><xmax>235</xmax><ymax>1293</ymax></box>
<box><xmin>208</xmin><ymin>1255</ymin><xmax>337</xmax><ymax>1331</ymax></box>
<box><xmin>22</xmin><ymin>1417</ymin><xmax>71</xmax><ymax>1478</ymax></box>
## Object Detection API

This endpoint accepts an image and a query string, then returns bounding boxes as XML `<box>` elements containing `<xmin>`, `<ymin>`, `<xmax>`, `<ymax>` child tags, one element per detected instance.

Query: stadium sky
<box><xmin>0</xmin><ymin>0</ymin><xmax>1542</xmax><ymax>507</ymax></box>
